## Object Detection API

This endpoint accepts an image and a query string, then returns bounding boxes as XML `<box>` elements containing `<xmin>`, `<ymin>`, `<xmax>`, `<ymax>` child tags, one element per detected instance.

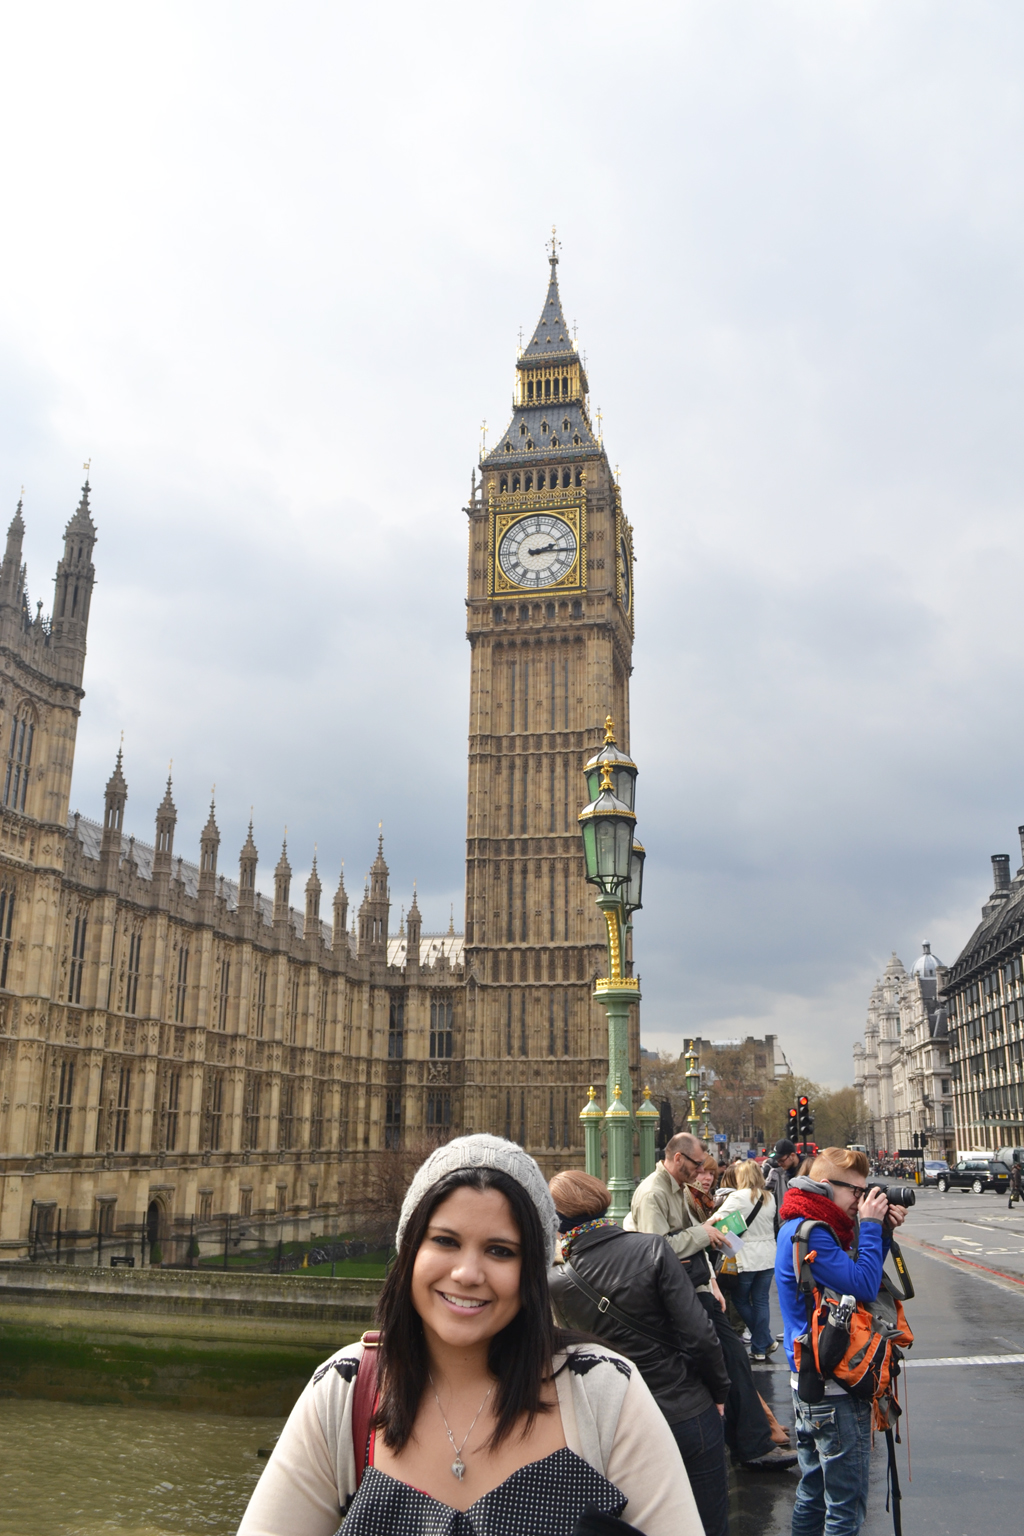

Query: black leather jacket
<box><xmin>549</xmin><ymin>1223</ymin><xmax>731</xmax><ymax>1425</ymax></box>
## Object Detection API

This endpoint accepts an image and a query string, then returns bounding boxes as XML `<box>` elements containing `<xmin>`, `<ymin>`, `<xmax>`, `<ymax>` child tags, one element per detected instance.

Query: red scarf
<box><xmin>779</xmin><ymin>1187</ymin><xmax>855</xmax><ymax>1251</ymax></box>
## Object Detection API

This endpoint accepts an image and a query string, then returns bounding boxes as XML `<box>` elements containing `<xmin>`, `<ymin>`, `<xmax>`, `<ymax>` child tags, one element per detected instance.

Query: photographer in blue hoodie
<box><xmin>774</xmin><ymin>1148</ymin><xmax>906</xmax><ymax>1536</ymax></box>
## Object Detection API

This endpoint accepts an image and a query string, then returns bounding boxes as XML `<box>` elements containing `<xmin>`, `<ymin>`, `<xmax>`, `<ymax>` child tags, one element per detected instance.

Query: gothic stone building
<box><xmin>944</xmin><ymin>842</ymin><xmax>1024</xmax><ymax>1155</ymax></box>
<box><xmin>0</xmin><ymin>250</ymin><xmax>638</xmax><ymax>1260</ymax></box>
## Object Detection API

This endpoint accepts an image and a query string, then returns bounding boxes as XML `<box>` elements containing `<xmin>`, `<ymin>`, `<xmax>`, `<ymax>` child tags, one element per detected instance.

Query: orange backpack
<box><xmin>791</xmin><ymin>1219</ymin><xmax>914</xmax><ymax>1432</ymax></box>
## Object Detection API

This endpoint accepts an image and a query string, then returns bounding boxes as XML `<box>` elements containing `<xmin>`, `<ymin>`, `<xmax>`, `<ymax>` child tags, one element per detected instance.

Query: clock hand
<box><xmin>527</xmin><ymin>541</ymin><xmax>567</xmax><ymax>556</ymax></box>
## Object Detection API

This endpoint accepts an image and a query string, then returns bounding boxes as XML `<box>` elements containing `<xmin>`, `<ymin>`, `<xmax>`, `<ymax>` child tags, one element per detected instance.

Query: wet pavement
<box><xmin>729</xmin><ymin>1187</ymin><xmax>1024</xmax><ymax>1534</ymax></box>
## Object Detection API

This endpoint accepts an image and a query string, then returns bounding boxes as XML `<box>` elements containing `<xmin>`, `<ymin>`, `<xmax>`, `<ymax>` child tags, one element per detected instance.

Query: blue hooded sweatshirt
<box><xmin>775</xmin><ymin>1180</ymin><xmax>890</xmax><ymax>1371</ymax></box>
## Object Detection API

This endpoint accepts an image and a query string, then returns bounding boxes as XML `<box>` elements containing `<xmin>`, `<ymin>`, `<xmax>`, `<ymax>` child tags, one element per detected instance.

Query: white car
<box><xmin>922</xmin><ymin>1160</ymin><xmax>949</xmax><ymax>1185</ymax></box>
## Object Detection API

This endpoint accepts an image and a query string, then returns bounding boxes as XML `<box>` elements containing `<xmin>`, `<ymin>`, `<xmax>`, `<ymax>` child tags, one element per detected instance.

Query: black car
<box><xmin>935</xmin><ymin>1157</ymin><xmax>1010</xmax><ymax>1195</ymax></box>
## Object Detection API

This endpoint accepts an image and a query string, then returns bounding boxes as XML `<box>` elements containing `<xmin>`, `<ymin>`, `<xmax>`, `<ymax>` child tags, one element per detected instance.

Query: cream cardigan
<box><xmin>714</xmin><ymin>1186</ymin><xmax>777</xmax><ymax>1272</ymax></box>
<box><xmin>237</xmin><ymin>1341</ymin><xmax>704</xmax><ymax>1536</ymax></box>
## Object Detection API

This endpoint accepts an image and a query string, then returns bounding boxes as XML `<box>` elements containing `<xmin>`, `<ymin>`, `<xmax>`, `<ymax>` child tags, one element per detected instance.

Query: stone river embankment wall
<box><xmin>0</xmin><ymin>1264</ymin><xmax>382</xmax><ymax>1415</ymax></box>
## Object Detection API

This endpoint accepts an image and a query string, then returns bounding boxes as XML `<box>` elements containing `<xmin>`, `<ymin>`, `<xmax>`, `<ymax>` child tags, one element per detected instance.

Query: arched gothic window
<box><xmin>0</xmin><ymin>884</ymin><xmax>15</xmax><ymax>988</ymax></box>
<box><xmin>3</xmin><ymin>706</ymin><xmax>34</xmax><ymax>813</ymax></box>
<box><xmin>430</xmin><ymin>994</ymin><xmax>453</xmax><ymax>1058</ymax></box>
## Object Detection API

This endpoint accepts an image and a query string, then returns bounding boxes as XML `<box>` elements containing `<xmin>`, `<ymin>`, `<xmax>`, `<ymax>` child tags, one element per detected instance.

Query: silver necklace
<box><xmin>428</xmin><ymin>1375</ymin><xmax>494</xmax><ymax>1480</ymax></box>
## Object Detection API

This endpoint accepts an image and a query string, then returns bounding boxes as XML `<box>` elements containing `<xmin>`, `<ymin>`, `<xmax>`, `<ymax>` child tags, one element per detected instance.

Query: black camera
<box><xmin>866</xmin><ymin>1182</ymin><xmax>916</xmax><ymax>1208</ymax></box>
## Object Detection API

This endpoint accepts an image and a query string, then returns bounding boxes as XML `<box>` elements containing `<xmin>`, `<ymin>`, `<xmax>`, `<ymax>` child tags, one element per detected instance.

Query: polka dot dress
<box><xmin>338</xmin><ymin>1447</ymin><xmax>626</xmax><ymax>1536</ymax></box>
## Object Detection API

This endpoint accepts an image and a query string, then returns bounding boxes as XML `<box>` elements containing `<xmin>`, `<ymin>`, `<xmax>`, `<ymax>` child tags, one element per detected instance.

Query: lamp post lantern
<box><xmin>577</xmin><ymin>716</ymin><xmax>648</xmax><ymax>1222</ymax></box>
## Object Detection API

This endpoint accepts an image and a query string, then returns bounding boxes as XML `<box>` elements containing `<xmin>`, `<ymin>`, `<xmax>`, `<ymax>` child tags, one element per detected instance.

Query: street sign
<box><xmin>897</xmin><ymin>1149</ymin><xmax>924</xmax><ymax>1160</ymax></box>
<box><xmin>714</xmin><ymin>1133</ymin><xmax>728</xmax><ymax>1143</ymax></box>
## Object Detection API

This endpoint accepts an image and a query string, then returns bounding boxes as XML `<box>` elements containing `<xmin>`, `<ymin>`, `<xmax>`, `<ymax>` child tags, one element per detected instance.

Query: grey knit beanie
<box><xmin>395</xmin><ymin>1133</ymin><xmax>558</xmax><ymax>1265</ymax></box>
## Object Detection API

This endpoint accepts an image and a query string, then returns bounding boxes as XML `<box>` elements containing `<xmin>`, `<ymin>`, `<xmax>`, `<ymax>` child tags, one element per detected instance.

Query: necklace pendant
<box><xmin>451</xmin><ymin>1457</ymin><xmax>466</xmax><ymax>1481</ymax></box>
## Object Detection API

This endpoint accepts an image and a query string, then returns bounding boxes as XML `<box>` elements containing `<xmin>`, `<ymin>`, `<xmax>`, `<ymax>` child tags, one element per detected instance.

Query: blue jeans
<box><xmin>732</xmin><ymin>1266</ymin><xmax>774</xmax><ymax>1354</ymax></box>
<box><xmin>669</xmin><ymin>1403</ymin><xmax>729</xmax><ymax>1536</ymax></box>
<box><xmin>791</xmin><ymin>1390</ymin><xmax>872</xmax><ymax>1536</ymax></box>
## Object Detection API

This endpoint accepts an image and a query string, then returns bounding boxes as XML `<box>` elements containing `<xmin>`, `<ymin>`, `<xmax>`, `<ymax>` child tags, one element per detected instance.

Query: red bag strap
<box><xmin>352</xmin><ymin>1330</ymin><xmax>381</xmax><ymax>1490</ymax></box>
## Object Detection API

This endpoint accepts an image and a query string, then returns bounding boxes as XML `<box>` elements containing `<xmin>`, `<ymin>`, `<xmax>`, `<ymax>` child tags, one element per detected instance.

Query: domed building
<box><xmin>853</xmin><ymin>944</ymin><xmax>953</xmax><ymax>1157</ymax></box>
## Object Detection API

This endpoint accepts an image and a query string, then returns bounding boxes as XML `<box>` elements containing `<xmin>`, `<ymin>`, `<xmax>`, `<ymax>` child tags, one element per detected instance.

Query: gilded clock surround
<box><xmin>489</xmin><ymin>490</ymin><xmax>587</xmax><ymax>597</ymax></box>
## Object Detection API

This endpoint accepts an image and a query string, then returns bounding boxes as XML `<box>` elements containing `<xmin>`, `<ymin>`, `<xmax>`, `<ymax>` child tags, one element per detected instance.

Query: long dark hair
<box><xmin>373</xmin><ymin>1166</ymin><xmax>555</xmax><ymax>1452</ymax></box>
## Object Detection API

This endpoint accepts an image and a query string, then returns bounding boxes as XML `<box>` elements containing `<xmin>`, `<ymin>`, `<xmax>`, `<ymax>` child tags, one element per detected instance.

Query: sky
<box><xmin>1</xmin><ymin>2</ymin><xmax>1024</xmax><ymax>1085</ymax></box>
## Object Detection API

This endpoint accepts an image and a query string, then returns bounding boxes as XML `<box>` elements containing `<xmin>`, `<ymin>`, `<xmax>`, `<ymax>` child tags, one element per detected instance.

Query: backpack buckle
<box><xmin>597</xmin><ymin>1295</ymin><xmax>611</xmax><ymax>1313</ymax></box>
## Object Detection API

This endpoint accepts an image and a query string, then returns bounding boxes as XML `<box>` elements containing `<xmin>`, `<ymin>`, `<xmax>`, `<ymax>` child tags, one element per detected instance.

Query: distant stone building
<box><xmin>944</xmin><ymin>844</ymin><xmax>1024</xmax><ymax>1154</ymax></box>
<box><xmin>853</xmin><ymin>945</ymin><xmax>953</xmax><ymax>1157</ymax></box>
<box><xmin>0</xmin><ymin>475</ymin><xmax>469</xmax><ymax>1257</ymax></box>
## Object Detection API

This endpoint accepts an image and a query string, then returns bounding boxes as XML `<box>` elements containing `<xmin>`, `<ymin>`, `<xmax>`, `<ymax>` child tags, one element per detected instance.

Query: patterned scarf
<box><xmin>685</xmin><ymin>1182</ymin><xmax>717</xmax><ymax>1220</ymax></box>
<box><xmin>560</xmin><ymin>1217</ymin><xmax>618</xmax><ymax>1249</ymax></box>
<box><xmin>778</xmin><ymin>1186</ymin><xmax>855</xmax><ymax>1251</ymax></box>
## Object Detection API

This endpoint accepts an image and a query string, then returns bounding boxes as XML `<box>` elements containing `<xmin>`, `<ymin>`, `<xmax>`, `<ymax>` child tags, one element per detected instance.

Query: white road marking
<box><xmin>898</xmin><ymin>1234</ymin><xmax>1024</xmax><ymax>1295</ymax></box>
<box><xmin>905</xmin><ymin>1353</ymin><xmax>1024</xmax><ymax>1368</ymax></box>
<box><xmin>752</xmin><ymin>1353</ymin><xmax>1024</xmax><ymax>1372</ymax></box>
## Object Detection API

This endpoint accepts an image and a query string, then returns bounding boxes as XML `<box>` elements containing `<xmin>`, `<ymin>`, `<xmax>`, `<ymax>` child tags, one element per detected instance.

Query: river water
<box><xmin>0</xmin><ymin>1400</ymin><xmax>285</xmax><ymax>1536</ymax></box>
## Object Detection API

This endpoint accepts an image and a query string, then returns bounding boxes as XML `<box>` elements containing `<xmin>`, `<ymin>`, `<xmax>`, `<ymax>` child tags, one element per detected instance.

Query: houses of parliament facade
<box><xmin>0</xmin><ymin>249</ymin><xmax>640</xmax><ymax>1260</ymax></box>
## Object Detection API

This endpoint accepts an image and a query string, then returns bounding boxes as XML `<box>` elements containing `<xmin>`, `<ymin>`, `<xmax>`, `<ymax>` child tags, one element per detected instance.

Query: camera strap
<box><xmin>884</xmin><ymin>1426</ymin><xmax>903</xmax><ymax>1536</ymax></box>
<box><xmin>884</xmin><ymin>1239</ymin><xmax>915</xmax><ymax>1302</ymax></box>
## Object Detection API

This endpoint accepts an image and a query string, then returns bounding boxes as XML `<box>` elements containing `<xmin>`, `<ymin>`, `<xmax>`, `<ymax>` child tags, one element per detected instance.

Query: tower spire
<box><xmin>199</xmin><ymin>792</ymin><xmax>220</xmax><ymax>893</ymax></box>
<box><xmin>522</xmin><ymin>234</ymin><xmax>573</xmax><ymax>361</ymax></box>
<box><xmin>484</xmin><ymin>241</ymin><xmax>598</xmax><ymax>468</ymax></box>
<box><xmin>153</xmin><ymin>769</ymin><xmax>177</xmax><ymax>877</ymax></box>
<box><xmin>0</xmin><ymin>499</ymin><xmax>26</xmax><ymax>609</ymax></box>
<box><xmin>305</xmin><ymin>848</ymin><xmax>323</xmax><ymax>941</ymax></box>
<box><xmin>100</xmin><ymin>743</ymin><xmax>127</xmax><ymax>874</ymax></box>
<box><xmin>238</xmin><ymin>815</ymin><xmax>258</xmax><ymax>911</ymax></box>
<box><xmin>332</xmin><ymin>860</ymin><xmax>349</xmax><ymax>950</ymax></box>
<box><xmin>273</xmin><ymin>835</ymin><xmax>292</xmax><ymax>927</ymax></box>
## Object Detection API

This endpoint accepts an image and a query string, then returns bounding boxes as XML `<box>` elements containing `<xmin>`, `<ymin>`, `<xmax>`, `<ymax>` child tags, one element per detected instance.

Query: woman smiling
<box><xmin>238</xmin><ymin>1135</ymin><xmax>702</xmax><ymax>1536</ymax></box>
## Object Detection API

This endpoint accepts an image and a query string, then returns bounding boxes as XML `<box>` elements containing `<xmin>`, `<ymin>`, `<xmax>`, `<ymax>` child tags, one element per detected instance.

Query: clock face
<box><xmin>619</xmin><ymin>537</ymin><xmax>631</xmax><ymax>613</ymax></box>
<box><xmin>497</xmin><ymin>513</ymin><xmax>578</xmax><ymax>588</ymax></box>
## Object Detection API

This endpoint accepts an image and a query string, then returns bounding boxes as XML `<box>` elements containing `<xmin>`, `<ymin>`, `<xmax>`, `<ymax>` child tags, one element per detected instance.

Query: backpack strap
<box><xmin>792</xmin><ymin>1219</ymin><xmax>826</xmax><ymax>1294</ymax></box>
<box><xmin>352</xmin><ymin>1330</ymin><xmax>381</xmax><ymax>1490</ymax></box>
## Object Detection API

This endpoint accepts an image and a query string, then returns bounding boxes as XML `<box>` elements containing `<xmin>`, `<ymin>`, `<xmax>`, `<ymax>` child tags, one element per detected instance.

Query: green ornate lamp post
<box><xmin>685</xmin><ymin>1040</ymin><xmax>701</xmax><ymax>1137</ymax></box>
<box><xmin>577</xmin><ymin>717</ymin><xmax>648</xmax><ymax>1223</ymax></box>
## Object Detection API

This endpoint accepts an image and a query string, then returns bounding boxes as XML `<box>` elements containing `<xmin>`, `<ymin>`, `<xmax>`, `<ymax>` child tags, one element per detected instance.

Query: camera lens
<box><xmin>866</xmin><ymin>1182</ymin><xmax>916</xmax><ymax>1208</ymax></box>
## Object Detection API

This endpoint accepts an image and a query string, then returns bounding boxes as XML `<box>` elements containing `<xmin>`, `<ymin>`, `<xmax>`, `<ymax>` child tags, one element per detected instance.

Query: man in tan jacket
<box><xmin>625</xmin><ymin>1132</ymin><xmax>727</xmax><ymax>1270</ymax></box>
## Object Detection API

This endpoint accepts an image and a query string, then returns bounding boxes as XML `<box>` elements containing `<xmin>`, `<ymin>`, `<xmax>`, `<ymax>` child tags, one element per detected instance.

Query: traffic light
<box><xmin>797</xmin><ymin>1096</ymin><xmax>811</xmax><ymax>1140</ymax></box>
<box><xmin>787</xmin><ymin>1107</ymin><xmax>799</xmax><ymax>1140</ymax></box>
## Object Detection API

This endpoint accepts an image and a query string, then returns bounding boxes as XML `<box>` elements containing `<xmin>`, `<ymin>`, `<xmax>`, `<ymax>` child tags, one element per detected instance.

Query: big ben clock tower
<box><xmin>462</xmin><ymin>242</ymin><xmax>638</xmax><ymax>1170</ymax></box>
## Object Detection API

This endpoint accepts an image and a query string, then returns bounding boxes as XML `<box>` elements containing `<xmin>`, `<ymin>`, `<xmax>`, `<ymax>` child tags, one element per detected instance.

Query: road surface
<box><xmin>729</xmin><ymin>1187</ymin><xmax>1024</xmax><ymax>1535</ymax></box>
